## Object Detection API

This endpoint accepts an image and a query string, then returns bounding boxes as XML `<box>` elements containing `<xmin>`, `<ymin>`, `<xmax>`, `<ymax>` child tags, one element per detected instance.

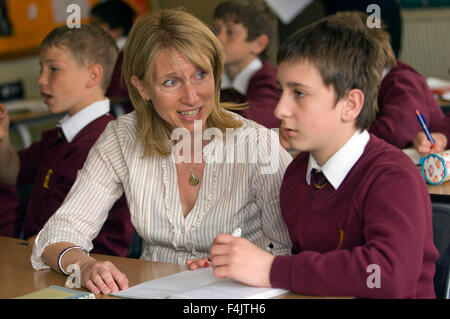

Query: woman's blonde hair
<box><xmin>123</xmin><ymin>9</ymin><xmax>243</xmax><ymax>157</ymax></box>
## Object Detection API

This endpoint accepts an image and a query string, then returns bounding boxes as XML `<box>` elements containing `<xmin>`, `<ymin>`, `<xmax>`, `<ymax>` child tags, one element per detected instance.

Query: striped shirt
<box><xmin>31</xmin><ymin>111</ymin><xmax>292</xmax><ymax>269</ymax></box>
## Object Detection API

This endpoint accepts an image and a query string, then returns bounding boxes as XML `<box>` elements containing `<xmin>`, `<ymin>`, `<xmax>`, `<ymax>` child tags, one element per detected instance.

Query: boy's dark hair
<box><xmin>277</xmin><ymin>13</ymin><xmax>385</xmax><ymax>130</ymax></box>
<box><xmin>91</xmin><ymin>0</ymin><xmax>136</xmax><ymax>36</ymax></box>
<box><xmin>214</xmin><ymin>0</ymin><xmax>276</xmax><ymax>59</ymax></box>
<box><xmin>41</xmin><ymin>24</ymin><xmax>119</xmax><ymax>93</ymax></box>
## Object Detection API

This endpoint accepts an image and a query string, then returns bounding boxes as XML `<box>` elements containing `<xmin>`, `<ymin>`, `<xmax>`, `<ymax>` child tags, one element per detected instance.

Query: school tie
<box><xmin>311</xmin><ymin>169</ymin><xmax>328</xmax><ymax>190</ymax></box>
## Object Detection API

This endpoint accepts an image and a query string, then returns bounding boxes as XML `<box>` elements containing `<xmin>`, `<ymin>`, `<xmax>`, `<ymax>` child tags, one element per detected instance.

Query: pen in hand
<box><xmin>416</xmin><ymin>110</ymin><xmax>435</xmax><ymax>145</ymax></box>
<box><xmin>231</xmin><ymin>227</ymin><xmax>241</xmax><ymax>238</ymax></box>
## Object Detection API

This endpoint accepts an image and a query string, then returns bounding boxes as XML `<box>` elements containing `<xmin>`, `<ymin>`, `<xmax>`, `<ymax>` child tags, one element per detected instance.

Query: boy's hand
<box><xmin>414</xmin><ymin>132</ymin><xmax>447</xmax><ymax>157</ymax></box>
<box><xmin>0</xmin><ymin>104</ymin><xmax>10</xmax><ymax>143</ymax></box>
<box><xmin>186</xmin><ymin>257</ymin><xmax>211</xmax><ymax>270</ymax></box>
<box><xmin>208</xmin><ymin>234</ymin><xmax>274</xmax><ymax>288</ymax></box>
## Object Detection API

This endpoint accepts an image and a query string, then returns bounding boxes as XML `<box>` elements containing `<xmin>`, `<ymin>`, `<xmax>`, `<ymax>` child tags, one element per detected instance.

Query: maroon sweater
<box><xmin>0</xmin><ymin>183</ymin><xmax>22</xmax><ymax>237</ymax></box>
<box><xmin>369</xmin><ymin>61</ymin><xmax>444</xmax><ymax>149</ymax></box>
<box><xmin>16</xmin><ymin>114</ymin><xmax>134</xmax><ymax>256</ymax></box>
<box><xmin>106</xmin><ymin>51</ymin><xmax>133</xmax><ymax>114</ymax></box>
<box><xmin>271</xmin><ymin>134</ymin><xmax>439</xmax><ymax>298</ymax></box>
<box><xmin>220</xmin><ymin>61</ymin><xmax>281</xmax><ymax>129</ymax></box>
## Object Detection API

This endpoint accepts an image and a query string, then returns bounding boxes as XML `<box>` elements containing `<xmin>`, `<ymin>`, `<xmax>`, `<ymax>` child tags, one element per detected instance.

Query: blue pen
<box><xmin>416</xmin><ymin>110</ymin><xmax>435</xmax><ymax>145</ymax></box>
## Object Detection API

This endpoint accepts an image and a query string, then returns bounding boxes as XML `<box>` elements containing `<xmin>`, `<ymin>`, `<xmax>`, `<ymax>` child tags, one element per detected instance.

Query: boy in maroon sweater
<box><xmin>360</xmin><ymin>12</ymin><xmax>444</xmax><ymax>149</ymax></box>
<box><xmin>213</xmin><ymin>0</ymin><xmax>281</xmax><ymax>129</ymax></box>
<box><xmin>0</xmin><ymin>25</ymin><xmax>133</xmax><ymax>257</ymax></box>
<box><xmin>202</xmin><ymin>13</ymin><xmax>439</xmax><ymax>298</ymax></box>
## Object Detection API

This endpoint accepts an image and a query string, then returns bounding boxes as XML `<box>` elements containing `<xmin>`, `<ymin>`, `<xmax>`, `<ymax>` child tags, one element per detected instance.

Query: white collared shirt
<box><xmin>57</xmin><ymin>99</ymin><xmax>110</xmax><ymax>143</ymax></box>
<box><xmin>221</xmin><ymin>58</ymin><xmax>263</xmax><ymax>95</ymax></box>
<box><xmin>116</xmin><ymin>36</ymin><xmax>127</xmax><ymax>51</ymax></box>
<box><xmin>306</xmin><ymin>130</ymin><xmax>370</xmax><ymax>190</ymax></box>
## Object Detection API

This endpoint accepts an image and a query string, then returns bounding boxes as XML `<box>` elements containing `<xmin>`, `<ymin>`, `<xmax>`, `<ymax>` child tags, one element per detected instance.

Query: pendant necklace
<box><xmin>182</xmin><ymin>162</ymin><xmax>200</xmax><ymax>186</ymax></box>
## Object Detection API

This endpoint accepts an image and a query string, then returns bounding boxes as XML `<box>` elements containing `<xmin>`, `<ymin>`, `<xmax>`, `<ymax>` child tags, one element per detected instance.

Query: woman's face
<box><xmin>132</xmin><ymin>48</ymin><xmax>215</xmax><ymax>133</ymax></box>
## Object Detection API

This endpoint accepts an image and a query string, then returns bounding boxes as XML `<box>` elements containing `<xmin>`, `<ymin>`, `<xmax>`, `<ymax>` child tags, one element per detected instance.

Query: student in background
<box><xmin>202</xmin><ymin>13</ymin><xmax>438</xmax><ymax>298</ymax></box>
<box><xmin>356</xmin><ymin>11</ymin><xmax>444</xmax><ymax>149</ymax></box>
<box><xmin>213</xmin><ymin>0</ymin><xmax>281</xmax><ymax>129</ymax></box>
<box><xmin>0</xmin><ymin>24</ymin><xmax>134</xmax><ymax>256</ymax></box>
<box><xmin>91</xmin><ymin>0</ymin><xmax>136</xmax><ymax>114</ymax></box>
<box><xmin>414</xmin><ymin>113</ymin><xmax>450</xmax><ymax>156</ymax></box>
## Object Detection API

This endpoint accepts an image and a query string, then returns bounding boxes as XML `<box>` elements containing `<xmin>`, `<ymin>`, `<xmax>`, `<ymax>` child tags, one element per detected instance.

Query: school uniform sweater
<box><xmin>17</xmin><ymin>113</ymin><xmax>134</xmax><ymax>257</ymax></box>
<box><xmin>369</xmin><ymin>61</ymin><xmax>444</xmax><ymax>149</ymax></box>
<box><xmin>0</xmin><ymin>183</ymin><xmax>22</xmax><ymax>237</ymax></box>
<box><xmin>270</xmin><ymin>134</ymin><xmax>439</xmax><ymax>298</ymax></box>
<box><xmin>220</xmin><ymin>61</ymin><xmax>281</xmax><ymax>129</ymax></box>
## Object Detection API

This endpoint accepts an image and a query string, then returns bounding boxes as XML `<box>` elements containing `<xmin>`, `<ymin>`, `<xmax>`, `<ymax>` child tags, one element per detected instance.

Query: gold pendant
<box><xmin>189</xmin><ymin>173</ymin><xmax>199</xmax><ymax>186</ymax></box>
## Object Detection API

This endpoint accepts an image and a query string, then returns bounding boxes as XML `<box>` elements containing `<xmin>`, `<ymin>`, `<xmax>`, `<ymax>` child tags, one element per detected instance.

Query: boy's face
<box><xmin>38</xmin><ymin>46</ymin><xmax>93</xmax><ymax>116</ymax></box>
<box><xmin>213</xmin><ymin>18</ymin><xmax>256</xmax><ymax>71</ymax></box>
<box><xmin>275</xmin><ymin>59</ymin><xmax>350</xmax><ymax>165</ymax></box>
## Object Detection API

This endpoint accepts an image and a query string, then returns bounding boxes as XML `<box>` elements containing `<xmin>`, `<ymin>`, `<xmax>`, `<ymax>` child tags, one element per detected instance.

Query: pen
<box><xmin>416</xmin><ymin>110</ymin><xmax>435</xmax><ymax>145</ymax></box>
<box><xmin>231</xmin><ymin>227</ymin><xmax>241</xmax><ymax>238</ymax></box>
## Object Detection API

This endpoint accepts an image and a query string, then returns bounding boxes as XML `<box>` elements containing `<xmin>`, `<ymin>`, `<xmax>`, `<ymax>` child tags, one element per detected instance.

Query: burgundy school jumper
<box><xmin>270</xmin><ymin>134</ymin><xmax>439</xmax><ymax>298</ymax></box>
<box><xmin>220</xmin><ymin>61</ymin><xmax>281</xmax><ymax>129</ymax></box>
<box><xmin>0</xmin><ymin>183</ymin><xmax>22</xmax><ymax>237</ymax></box>
<box><xmin>106</xmin><ymin>51</ymin><xmax>133</xmax><ymax>114</ymax></box>
<box><xmin>16</xmin><ymin>113</ymin><xmax>134</xmax><ymax>257</ymax></box>
<box><xmin>369</xmin><ymin>61</ymin><xmax>444</xmax><ymax>149</ymax></box>
<box><xmin>431</xmin><ymin>113</ymin><xmax>450</xmax><ymax>149</ymax></box>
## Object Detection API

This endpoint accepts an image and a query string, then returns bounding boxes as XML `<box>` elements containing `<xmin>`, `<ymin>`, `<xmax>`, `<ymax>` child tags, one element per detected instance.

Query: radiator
<box><xmin>399</xmin><ymin>8</ymin><xmax>450</xmax><ymax>80</ymax></box>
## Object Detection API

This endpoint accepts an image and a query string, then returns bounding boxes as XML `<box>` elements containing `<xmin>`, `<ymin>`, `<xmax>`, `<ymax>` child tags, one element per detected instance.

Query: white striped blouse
<box><xmin>31</xmin><ymin>111</ymin><xmax>292</xmax><ymax>269</ymax></box>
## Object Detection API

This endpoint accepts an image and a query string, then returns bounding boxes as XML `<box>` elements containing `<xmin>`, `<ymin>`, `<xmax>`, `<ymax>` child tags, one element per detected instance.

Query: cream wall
<box><xmin>0</xmin><ymin>55</ymin><xmax>41</xmax><ymax>99</ymax></box>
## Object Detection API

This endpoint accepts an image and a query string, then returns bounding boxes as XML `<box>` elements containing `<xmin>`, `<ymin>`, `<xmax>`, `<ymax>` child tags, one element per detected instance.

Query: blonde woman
<box><xmin>31</xmin><ymin>9</ymin><xmax>292</xmax><ymax>295</ymax></box>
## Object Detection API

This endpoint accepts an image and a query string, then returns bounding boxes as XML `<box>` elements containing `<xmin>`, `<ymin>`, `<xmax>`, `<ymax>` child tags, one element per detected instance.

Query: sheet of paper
<box><xmin>403</xmin><ymin>148</ymin><xmax>421</xmax><ymax>165</ymax></box>
<box><xmin>111</xmin><ymin>268</ymin><xmax>288</xmax><ymax>299</ymax></box>
<box><xmin>264</xmin><ymin>0</ymin><xmax>313</xmax><ymax>24</ymax></box>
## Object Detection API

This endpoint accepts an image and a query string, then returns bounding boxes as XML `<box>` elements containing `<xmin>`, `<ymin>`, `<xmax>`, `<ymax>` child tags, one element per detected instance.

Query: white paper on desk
<box><xmin>403</xmin><ymin>148</ymin><xmax>421</xmax><ymax>165</ymax></box>
<box><xmin>265</xmin><ymin>0</ymin><xmax>313</xmax><ymax>24</ymax></box>
<box><xmin>111</xmin><ymin>267</ymin><xmax>288</xmax><ymax>299</ymax></box>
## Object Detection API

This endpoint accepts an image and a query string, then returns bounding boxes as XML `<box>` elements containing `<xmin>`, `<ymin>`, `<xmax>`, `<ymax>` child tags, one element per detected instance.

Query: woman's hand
<box><xmin>186</xmin><ymin>257</ymin><xmax>211</xmax><ymax>270</ymax></box>
<box><xmin>78</xmin><ymin>257</ymin><xmax>129</xmax><ymax>294</ymax></box>
<box><xmin>414</xmin><ymin>131</ymin><xmax>447</xmax><ymax>157</ymax></box>
<box><xmin>209</xmin><ymin>234</ymin><xmax>274</xmax><ymax>287</ymax></box>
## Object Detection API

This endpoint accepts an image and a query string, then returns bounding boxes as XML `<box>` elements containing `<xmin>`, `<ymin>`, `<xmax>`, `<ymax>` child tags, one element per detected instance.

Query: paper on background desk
<box><xmin>111</xmin><ymin>268</ymin><xmax>288</xmax><ymax>299</ymax></box>
<box><xmin>3</xmin><ymin>99</ymin><xmax>47</xmax><ymax>114</ymax></box>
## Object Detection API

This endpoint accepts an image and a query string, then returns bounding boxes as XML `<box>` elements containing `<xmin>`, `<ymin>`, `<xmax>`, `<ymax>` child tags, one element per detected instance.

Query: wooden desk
<box><xmin>0</xmin><ymin>236</ymin><xmax>326</xmax><ymax>299</ymax></box>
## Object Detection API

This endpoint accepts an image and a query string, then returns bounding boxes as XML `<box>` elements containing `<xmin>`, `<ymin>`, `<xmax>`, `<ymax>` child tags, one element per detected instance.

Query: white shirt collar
<box><xmin>306</xmin><ymin>130</ymin><xmax>370</xmax><ymax>190</ymax></box>
<box><xmin>221</xmin><ymin>58</ymin><xmax>263</xmax><ymax>95</ymax></box>
<box><xmin>116</xmin><ymin>36</ymin><xmax>127</xmax><ymax>51</ymax></box>
<box><xmin>382</xmin><ymin>67</ymin><xmax>391</xmax><ymax>80</ymax></box>
<box><xmin>57</xmin><ymin>99</ymin><xmax>110</xmax><ymax>143</ymax></box>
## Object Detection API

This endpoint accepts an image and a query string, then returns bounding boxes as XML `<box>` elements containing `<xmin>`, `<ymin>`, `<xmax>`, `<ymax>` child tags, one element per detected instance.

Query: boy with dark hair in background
<box><xmin>213</xmin><ymin>0</ymin><xmax>281</xmax><ymax>129</ymax></box>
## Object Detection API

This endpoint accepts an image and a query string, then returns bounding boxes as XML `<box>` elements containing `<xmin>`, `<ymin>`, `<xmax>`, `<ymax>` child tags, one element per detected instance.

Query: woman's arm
<box><xmin>42</xmin><ymin>241</ymin><xmax>128</xmax><ymax>294</ymax></box>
